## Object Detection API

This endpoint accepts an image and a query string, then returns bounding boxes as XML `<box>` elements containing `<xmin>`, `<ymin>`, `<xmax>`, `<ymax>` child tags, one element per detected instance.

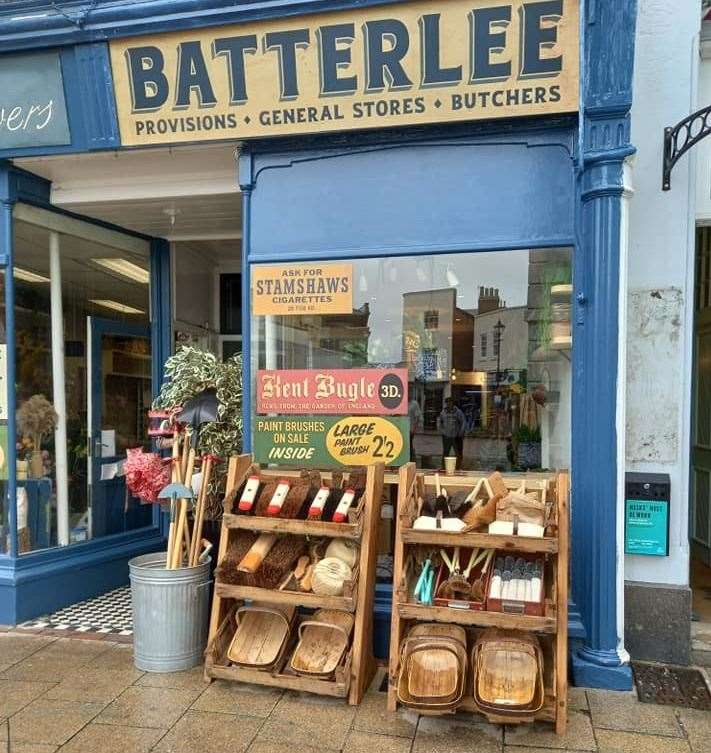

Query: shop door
<box><xmin>692</xmin><ymin>229</ymin><xmax>711</xmax><ymax>566</ymax></box>
<box><xmin>87</xmin><ymin>316</ymin><xmax>152</xmax><ymax>539</ymax></box>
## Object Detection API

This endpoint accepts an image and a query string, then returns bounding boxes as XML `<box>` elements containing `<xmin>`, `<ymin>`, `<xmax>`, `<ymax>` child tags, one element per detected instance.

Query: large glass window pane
<box><xmin>251</xmin><ymin>249</ymin><xmax>573</xmax><ymax>473</ymax></box>
<box><xmin>13</xmin><ymin>216</ymin><xmax>152</xmax><ymax>552</ymax></box>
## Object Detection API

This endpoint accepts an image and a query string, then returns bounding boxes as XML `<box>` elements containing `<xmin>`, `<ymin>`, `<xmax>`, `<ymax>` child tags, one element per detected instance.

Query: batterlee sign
<box><xmin>252</xmin><ymin>263</ymin><xmax>353</xmax><ymax>316</ymax></box>
<box><xmin>109</xmin><ymin>0</ymin><xmax>579</xmax><ymax>146</ymax></box>
<box><xmin>257</xmin><ymin>368</ymin><xmax>408</xmax><ymax>415</ymax></box>
<box><xmin>253</xmin><ymin>415</ymin><xmax>410</xmax><ymax>468</ymax></box>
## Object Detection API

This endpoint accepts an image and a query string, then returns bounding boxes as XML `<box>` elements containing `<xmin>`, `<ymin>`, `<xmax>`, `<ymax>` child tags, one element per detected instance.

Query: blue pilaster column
<box><xmin>0</xmin><ymin>164</ymin><xmax>17</xmax><ymax>561</ymax></box>
<box><xmin>571</xmin><ymin>0</ymin><xmax>637</xmax><ymax>690</ymax></box>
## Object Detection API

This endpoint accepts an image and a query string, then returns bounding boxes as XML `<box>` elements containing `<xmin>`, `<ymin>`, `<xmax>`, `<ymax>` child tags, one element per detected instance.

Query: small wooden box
<box><xmin>486</xmin><ymin>554</ymin><xmax>545</xmax><ymax>617</ymax></box>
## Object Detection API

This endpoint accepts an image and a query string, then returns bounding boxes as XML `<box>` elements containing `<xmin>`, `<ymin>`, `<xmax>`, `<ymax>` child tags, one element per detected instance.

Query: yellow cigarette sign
<box><xmin>252</xmin><ymin>263</ymin><xmax>353</xmax><ymax>316</ymax></box>
<box><xmin>109</xmin><ymin>0</ymin><xmax>579</xmax><ymax>146</ymax></box>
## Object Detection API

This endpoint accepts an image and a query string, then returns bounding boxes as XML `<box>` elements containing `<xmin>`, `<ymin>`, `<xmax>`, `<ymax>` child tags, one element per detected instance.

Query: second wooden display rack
<box><xmin>387</xmin><ymin>463</ymin><xmax>569</xmax><ymax>734</ymax></box>
<box><xmin>204</xmin><ymin>454</ymin><xmax>384</xmax><ymax>705</ymax></box>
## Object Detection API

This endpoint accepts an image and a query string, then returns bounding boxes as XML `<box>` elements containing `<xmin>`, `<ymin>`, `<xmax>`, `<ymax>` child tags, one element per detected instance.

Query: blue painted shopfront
<box><xmin>0</xmin><ymin>0</ymin><xmax>637</xmax><ymax>689</ymax></box>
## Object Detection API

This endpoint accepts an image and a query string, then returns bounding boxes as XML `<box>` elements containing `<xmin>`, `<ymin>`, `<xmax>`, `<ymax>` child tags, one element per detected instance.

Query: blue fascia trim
<box><xmin>247</xmin><ymin>237</ymin><xmax>577</xmax><ymax>265</ymax></box>
<box><xmin>0</xmin><ymin>0</ymin><xmax>421</xmax><ymax>52</ymax></box>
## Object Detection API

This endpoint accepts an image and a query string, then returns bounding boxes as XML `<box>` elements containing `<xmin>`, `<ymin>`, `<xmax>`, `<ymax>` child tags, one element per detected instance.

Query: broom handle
<box><xmin>166</xmin><ymin>431</ymin><xmax>181</xmax><ymax>568</ymax></box>
<box><xmin>171</xmin><ymin>448</ymin><xmax>196</xmax><ymax>569</ymax></box>
<box><xmin>180</xmin><ymin>429</ymin><xmax>190</xmax><ymax>482</ymax></box>
<box><xmin>190</xmin><ymin>457</ymin><xmax>213</xmax><ymax>566</ymax></box>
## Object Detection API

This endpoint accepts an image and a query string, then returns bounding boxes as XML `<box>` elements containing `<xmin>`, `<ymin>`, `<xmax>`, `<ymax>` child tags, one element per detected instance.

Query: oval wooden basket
<box><xmin>227</xmin><ymin>604</ymin><xmax>295</xmax><ymax>670</ymax></box>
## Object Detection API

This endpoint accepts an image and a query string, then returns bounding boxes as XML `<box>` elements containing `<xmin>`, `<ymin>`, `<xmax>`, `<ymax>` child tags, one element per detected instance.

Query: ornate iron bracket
<box><xmin>663</xmin><ymin>103</ymin><xmax>711</xmax><ymax>190</ymax></box>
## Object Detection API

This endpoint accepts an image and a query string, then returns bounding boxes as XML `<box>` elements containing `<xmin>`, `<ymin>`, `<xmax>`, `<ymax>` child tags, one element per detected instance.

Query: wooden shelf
<box><xmin>401</xmin><ymin>528</ymin><xmax>558</xmax><ymax>554</ymax></box>
<box><xmin>208</xmin><ymin>662</ymin><xmax>349</xmax><ymax>698</ymax></box>
<box><xmin>222</xmin><ymin>512</ymin><xmax>360</xmax><ymax>540</ymax></box>
<box><xmin>205</xmin><ymin>455</ymin><xmax>384</xmax><ymax>706</ymax></box>
<box><xmin>459</xmin><ymin>694</ymin><xmax>556</xmax><ymax>723</ymax></box>
<box><xmin>214</xmin><ymin>581</ymin><xmax>357</xmax><ymax>612</ymax></box>
<box><xmin>387</xmin><ymin>463</ymin><xmax>569</xmax><ymax>735</ymax></box>
<box><xmin>397</xmin><ymin>602</ymin><xmax>557</xmax><ymax>634</ymax></box>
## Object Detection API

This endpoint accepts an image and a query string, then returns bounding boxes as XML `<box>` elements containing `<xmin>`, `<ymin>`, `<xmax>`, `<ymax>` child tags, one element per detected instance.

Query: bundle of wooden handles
<box><xmin>166</xmin><ymin>429</ymin><xmax>217</xmax><ymax>569</ymax></box>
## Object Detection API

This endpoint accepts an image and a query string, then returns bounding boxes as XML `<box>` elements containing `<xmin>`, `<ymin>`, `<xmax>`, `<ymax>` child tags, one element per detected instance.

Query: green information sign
<box><xmin>254</xmin><ymin>415</ymin><xmax>410</xmax><ymax>468</ymax></box>
<box><xmin>624</xmin><ymin>498</ymin><xmax>669</xmax><ymax>556</ymax></box>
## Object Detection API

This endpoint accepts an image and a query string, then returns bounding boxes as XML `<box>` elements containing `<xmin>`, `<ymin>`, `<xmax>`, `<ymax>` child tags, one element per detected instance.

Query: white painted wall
<box><xmin>626</xmin><ymin>0</ymin><xmax>700</xmax><ymax>587</ymax></box>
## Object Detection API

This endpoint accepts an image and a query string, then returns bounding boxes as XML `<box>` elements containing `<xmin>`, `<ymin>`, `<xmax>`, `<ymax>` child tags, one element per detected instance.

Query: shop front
<box><xmin>0</xmin><ymin>0</ymin><xmax>636</xmax><ymax>690</ymax></box>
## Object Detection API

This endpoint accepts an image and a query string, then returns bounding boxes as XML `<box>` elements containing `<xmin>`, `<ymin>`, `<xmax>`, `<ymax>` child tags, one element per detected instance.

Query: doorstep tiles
<box><xmin>191</xmin><ymin>680</ymin><xmax>282</xmax><ymax>718</ymax></box>
<box><xmin>57</xmin><ymin>722</ymin><xmax>164</xmax><ymax>753</ymax></box>
<box><xmin>152</xmin><ymin>710</ymin><xmax>263</xmax><ymax>753</ymax></box>
<box><xmin>95</xmin><ymin>686</ymin><xmax>203</xmax><ymax>729</ymax></box>
<box><xmin>587</xmin><ymin>689</ymin><xmax>683</xmax><ymax>737</ymax></box>
<box><xmin>8</xmin><ymin>698</ymin><xmax>104</xmax><ymax>747</ymax></box>
<box><xmin>594</xmin><ymin>729</ymin><xmax>691</xmax><ymax>753</ymax></box>
<box><xmin>504</xmin><ymin>710</ymin><xmax>596</xmax><ymax>751</ymax></box>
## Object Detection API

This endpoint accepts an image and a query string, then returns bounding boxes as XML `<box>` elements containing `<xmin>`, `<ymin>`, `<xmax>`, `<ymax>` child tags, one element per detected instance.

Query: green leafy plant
<box><xmin>153</xmin><ymin>347</ymin><xmax>243</xmax><ymax>518</ymax></box>
<box><xmin>514</xmin><ymin>425</ymin><xmax>541</xmax><ymax>444</ymax></box>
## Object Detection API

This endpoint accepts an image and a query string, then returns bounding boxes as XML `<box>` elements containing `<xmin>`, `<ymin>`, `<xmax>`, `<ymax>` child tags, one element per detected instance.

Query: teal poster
<box><xmin>625</xmin><ymin>499</ymin><xmax>669</xmax><ymax>556</ymax></box>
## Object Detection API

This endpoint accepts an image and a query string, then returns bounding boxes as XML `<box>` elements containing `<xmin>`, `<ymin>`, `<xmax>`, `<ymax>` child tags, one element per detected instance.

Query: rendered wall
<box><xmin>626</xmin><ymin>0</ymin><xmax>699</xmax><ymax>588</ymax></box>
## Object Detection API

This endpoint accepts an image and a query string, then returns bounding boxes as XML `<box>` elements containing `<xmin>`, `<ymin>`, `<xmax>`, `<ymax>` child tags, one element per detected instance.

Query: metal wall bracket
<box><xmin>663</xmin><ymin>104</ymin><xmax>711</xmax><ymax>190</ymax></box>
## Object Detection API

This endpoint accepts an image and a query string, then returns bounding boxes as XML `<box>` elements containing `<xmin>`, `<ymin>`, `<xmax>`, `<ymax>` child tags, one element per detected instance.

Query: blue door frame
<box><xmin>0</xmin><ymin>169</ymin><xmax>170</xmax><ymax>625</ymax></box>
<box><xmin>88</xmin><ymin>316</ymin><xmax>152</xmax><ymax>539</ymax></box>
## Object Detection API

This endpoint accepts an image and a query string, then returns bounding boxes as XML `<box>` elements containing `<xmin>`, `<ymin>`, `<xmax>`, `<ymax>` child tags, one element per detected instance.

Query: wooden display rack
<box><xmin>387</xmin><ymin>464</ymin><xmax>569</xmax><ymax>734</ymax></box>
<box><xmin>205</xmin><ymin>455</ymin><xmax>384</xmax><ymax>705</ymax></box>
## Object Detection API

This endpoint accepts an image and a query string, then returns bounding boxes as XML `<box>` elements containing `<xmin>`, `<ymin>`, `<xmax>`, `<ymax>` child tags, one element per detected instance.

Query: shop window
<box><xmin>12</xmin><ymin>212</ymin><xmax>152</xmax><ymax>553</ymax></box>
<box><xmin>220</xmin><ymin>273</ymin><xmax>242</xmax><ymax>334</ymax></box>
<box><xmin>424</xmin><ymin>310</ymin><xmax>439</xmax><ymax>330</ymax></box>
<box><xmin>251</xmin><ymin>249</ymin><xmax>573</xmax><ymax>475</ymax></box>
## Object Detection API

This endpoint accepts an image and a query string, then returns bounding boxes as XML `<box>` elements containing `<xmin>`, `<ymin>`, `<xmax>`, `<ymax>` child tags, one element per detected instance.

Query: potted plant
<box><xmin>514</xmin><ymin>425</ymin><xmax>542</xmax><ymax>470</ymax></box>
<box><xmin>17</xmin><ymin>395</ymin><xmax>57</xmax><ymax>478</ymax></box>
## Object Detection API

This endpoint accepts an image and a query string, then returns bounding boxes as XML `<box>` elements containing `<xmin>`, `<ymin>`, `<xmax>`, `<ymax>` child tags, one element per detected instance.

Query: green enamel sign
<box><xmin>624</xmin><ymin>499</ymin><xmax>669</xmax><ymax>556</ymax></box>
<box><xmin>253</xmin><ymin>415</ymin><xmax>409</xmax><ymax>468</ymax></box>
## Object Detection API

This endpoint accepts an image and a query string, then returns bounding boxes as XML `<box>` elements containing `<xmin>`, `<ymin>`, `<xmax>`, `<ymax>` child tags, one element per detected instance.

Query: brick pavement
<box><xmin>0</xmin><ymin>633</ymin><xmax>709</xmax><ymax>753</ymax></box>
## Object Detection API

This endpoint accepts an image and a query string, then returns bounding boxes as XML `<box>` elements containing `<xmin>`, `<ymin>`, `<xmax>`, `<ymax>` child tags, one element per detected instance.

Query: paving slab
<box><xmin>136</xmin><ymin>666</ymin><xmax>207</xmax><ymax>692</ymax></box>
<box><xmin>504</xmin><ymin>710</ymin><xmax>596</xmax><ymax>751</ymax></box>
<box><xmin>43</xmin><ymin>665</ymin><xmax>141</xmax><ymax>704</ymax></box>
<box><xmin>247</xmin><ymin>741</ymin><xmax>322</xmax><ymax>753</ymax></box>
<box><xmin>256</xmin><ymin>692</ymin><xmax>357</xmax><ymax>751</ymax></box>
<box><xmin>352</xmin><ymin>692</ymin><xmax>419</xmax><ymax>739</ymax></box>
<box><xmin>342</xmin><ymin>730</ymin><xmax>414</xmax><ymax>753</ymax></box>
<box><xmin>8</xmin><ymin>698</ymin><xmax>104</xmax><ymax>746</ymax></box>
<box><xmin>587</xmin><ymin>689</ymin><xmax>683</xmax><ymax>737</ymax></box>
<box><xmin>567</xmin><ymin>688</ymin><xmax>589</xmax><ymax>712</ymax></box>
<box><xmin>0</xmin><ymin>680</ymin><xmax>56</xmax><ymax>722</ymax></box>
<box><xmin>152</xmin><ymin>710</ymin><xmax>263</xmax><ymax>753</ymax></box>
<box><xmin>95</xmin><ymin>686</ymin><xmax>202</xmax><ymax>729</ymax></box>
<box><xmin>0</xmin><ymin>635</ymin><xmax>55</xmax><ymax>674</ymax></box>
<box><xmin>413</xmin><ymin>715</ymin><xmax>502</xmax><ymax>753</ymax></box>
<box><xmin>594</xmin><ymin>729</ymin><xmax>691</xmax><ymax>753</ymax></box>
<box><xmin>57</xmin><ymin>722</ymin><xmax>164</xmax><ymax>753</ymax></box>
<box><xmin>87</xmin><ymin>644</ymin><xmax>136</xmax><ymax>671</ymax></box>
<box><xmin>191</xmin><ymin>680</ymin><xmax>282</xmax><ymax>718</ymax></box>
<box><xmin>677</xmin><ymin>707</ymin><xmax>711</xmax><ymax>753</ymax></box>
<box><xmin>3</xmin><ymin>639</ymin><xmax>111</xmax><ymax>683</ymax></box>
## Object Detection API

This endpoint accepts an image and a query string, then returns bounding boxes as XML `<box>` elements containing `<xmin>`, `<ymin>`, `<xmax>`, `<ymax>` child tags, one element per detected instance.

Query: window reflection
<box><xmin>252</xmin><ymin>248</ymin><xmax>572</xmax><ymax>473</ymax></box>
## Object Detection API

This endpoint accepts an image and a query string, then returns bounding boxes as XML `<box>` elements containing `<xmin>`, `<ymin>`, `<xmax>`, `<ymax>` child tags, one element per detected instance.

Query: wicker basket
<box><xmin>227</xmin><ymin>604</ymin><xmax>295</xmax><ymax>670</ymax></box>
<box><xmin>471</xmin><ymin>629</ymin><xmax>544</xmax><ymax>716</ymax></box>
